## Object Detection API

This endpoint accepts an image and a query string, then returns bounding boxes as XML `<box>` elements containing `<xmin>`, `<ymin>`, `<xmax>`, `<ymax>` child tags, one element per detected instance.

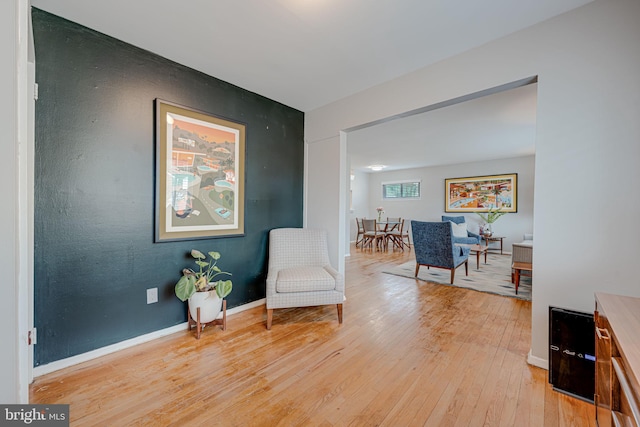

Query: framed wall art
<box><xmin>444</xmin><ymin>173</ymin><xmax>517</xmax><ymax>213</ymax></box>
<box><xmin>155</xmin><ymin>99</ymin><xmax>245</xmax><ymax>241</ymax></box>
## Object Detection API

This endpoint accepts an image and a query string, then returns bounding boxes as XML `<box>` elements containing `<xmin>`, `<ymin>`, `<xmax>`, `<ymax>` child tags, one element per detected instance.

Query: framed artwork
<box><xmin>444</xmin><ymin>173</ymin><xmax>517</xmax><ymax>213</ymax></box>
<box><xmin>155</xmin><ymin>99</ymin><xmax>245</xmax><ymax>242</ymax></box>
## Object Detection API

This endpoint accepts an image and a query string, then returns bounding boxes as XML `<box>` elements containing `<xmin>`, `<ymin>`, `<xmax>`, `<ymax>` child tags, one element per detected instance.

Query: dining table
<box><xmin>376</xmin><ymin>221</ymin><xmax>401</xmax><ymax>232</ymax></box>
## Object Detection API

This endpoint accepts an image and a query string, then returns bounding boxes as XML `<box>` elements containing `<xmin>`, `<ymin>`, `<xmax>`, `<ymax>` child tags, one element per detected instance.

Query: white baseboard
<box><xmin>33</xmin><ymin>298</ymin><xmax>266</xmax><ymax>378</ymax></box>
<box><xmin>527</xmin><ymin>349</ymin><xmax>548</xmax><ymax>370</ymax></box>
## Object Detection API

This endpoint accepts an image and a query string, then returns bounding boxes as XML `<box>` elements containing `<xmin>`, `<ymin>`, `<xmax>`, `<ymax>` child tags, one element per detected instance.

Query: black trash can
<box><xmin>549</xmin><ymin>306</ymin><xmax>595</xmax><ymax>403</ymax></box>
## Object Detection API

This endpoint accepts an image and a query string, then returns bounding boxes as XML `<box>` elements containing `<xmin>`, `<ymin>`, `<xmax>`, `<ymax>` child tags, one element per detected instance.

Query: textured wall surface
<box><xmin>32</xmin><ymin>8</ymin><xmax>303</xmax><ymax>366</ymax></box>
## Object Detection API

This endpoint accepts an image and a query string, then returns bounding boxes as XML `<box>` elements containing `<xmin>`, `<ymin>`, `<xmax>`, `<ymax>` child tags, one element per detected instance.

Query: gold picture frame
<box><xmin>155</xmin><ymin>99</ymin><xmax>245</xmax><ymax>241</ymax></box>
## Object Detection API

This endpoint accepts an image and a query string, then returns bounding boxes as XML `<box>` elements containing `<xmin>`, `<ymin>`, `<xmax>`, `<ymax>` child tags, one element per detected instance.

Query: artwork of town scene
<box><xmin>444</xmin><ymin>174</ymin><xmax>517</xmax><ymax>213</ymax></box>
<box><xmin>166</xmin><ymin>113</ymin><xmax>240</xmax><ymax>232</ymax></box>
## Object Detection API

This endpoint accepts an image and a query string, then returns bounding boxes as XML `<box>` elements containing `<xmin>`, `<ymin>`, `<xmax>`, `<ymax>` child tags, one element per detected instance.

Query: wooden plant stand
<box><xmin>188</xmin><ymin>299</ymin><xmax>227</xmax><ymax>339</ymax></box>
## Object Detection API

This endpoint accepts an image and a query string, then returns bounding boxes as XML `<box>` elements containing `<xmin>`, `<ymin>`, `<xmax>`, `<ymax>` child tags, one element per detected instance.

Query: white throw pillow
<box><xmin>450</xmin><ymin>221</ymin><xmax>468</xmax><ymax>238</ymax></box>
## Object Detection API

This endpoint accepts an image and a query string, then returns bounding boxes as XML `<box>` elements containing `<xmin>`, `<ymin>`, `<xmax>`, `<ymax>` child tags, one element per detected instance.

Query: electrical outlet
<box><xmin>146</xmin><ymin>287</ymin><xmax>158</xmax><ymax>304</ymax></box>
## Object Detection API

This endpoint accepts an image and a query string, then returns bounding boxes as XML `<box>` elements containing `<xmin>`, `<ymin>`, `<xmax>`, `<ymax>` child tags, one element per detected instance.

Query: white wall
<box><xmin>356</xmin><ymin>155</ymin><xmax>535</xmax><ymax>250</ymax></box>
<box><xmin>305</xmin><ymin>0</ymin><xmax>640</xmax><ymax>367</ymax></box>
<box><xmin>348</xmin><ymin>169</ymin><xmax>369</xmax><ymax>243</ymax></box>
<box><xmin>305</xmin><ymin>136</ymin><xmax>346</xmax><ymax>270</ymax></box>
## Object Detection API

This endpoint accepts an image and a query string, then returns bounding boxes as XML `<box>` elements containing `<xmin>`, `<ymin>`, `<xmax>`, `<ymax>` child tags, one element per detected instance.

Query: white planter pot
<box><xmin>188</xmin><ymin>290</ymin><xmax>222</xmax><ymax>323</ymax></box>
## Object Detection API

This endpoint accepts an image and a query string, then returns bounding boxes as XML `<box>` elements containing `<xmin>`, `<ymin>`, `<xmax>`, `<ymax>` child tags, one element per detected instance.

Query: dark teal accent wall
<box><xmin>32</xmin><ymin>8</ymin><xmax>304</xmax><ymax>366</ymax></box>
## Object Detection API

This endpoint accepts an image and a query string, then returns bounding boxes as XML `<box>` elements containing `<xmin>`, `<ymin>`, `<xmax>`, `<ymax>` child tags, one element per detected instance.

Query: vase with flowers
<box><xmin>376</xmin><ymin>206</ymin><xmax>385</xmax><ymax>222</ymax></box>
<box><xmin>475</xmin><ymin>207</ymin><xmax>506</xmax><ymax>237</ymax></box>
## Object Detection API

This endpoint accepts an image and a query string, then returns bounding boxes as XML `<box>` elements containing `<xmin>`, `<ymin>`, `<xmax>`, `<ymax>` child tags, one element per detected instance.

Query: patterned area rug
<box><xmin>383</xmin><ymin>253</ymin><xmax>532</xmax><ymax>301</ymax></box>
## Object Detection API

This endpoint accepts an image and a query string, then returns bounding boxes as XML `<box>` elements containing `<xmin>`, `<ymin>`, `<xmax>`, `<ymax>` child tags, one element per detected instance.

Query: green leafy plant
<box><xmin>174</xmin><ymin>249</ymin><xmax>233</xmax><ymax>301</ymax></box>
<box><xmin>475</xmin><ymin>207</ymin><xmax>506</xmax><ymax>224</ymax></box>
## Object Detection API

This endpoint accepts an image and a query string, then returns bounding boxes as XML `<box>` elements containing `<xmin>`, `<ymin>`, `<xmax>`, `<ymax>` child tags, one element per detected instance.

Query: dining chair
<box><xmin>385</xmin><ymin>217</ymin><xmax>401</xmax><ymax>232</ymax></box>
<box><xmin>362</xmin><ymin>219</ymin><xmax>386</xmax><ymax>251</ymax></box>
<box><xmin>386</xmin><ymin>219</ymin><xmax>411</xmax><ymax>251</ymax></box>
<box><xmin>355</xmin><ymin>218</ymin><xmax>365</xmax><ymax>248</ymax></box>
<box><xmin>384</xmin><ymin>217</ymin><xmax>399</xmax><ymax>249</ymax></box>
<box><xmin>400</xmin><ymin>221</ymin><xmax>411</xmax><ymax>251</ymax></box>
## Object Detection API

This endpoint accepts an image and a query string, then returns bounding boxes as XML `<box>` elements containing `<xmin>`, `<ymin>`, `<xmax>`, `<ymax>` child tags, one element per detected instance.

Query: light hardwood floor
<box><xmin>31</xmin><ymin>245</ymin><xmax>595</xmax><ymax>426</ymax></box>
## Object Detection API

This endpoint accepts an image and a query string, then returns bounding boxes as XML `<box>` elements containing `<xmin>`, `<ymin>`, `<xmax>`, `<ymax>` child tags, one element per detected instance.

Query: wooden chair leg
<box><xmin>337</xmin><ymin>304</ymin><xmax>343</xmax><ymax>324</ymax></box>
<box><xmin>415</xmin><ymin>264</ymin><xmax>420</xmax><ymax>277</ymax></box>
<box><xmin>266</xmin><ymin>308</ymin><xmax>273</xmax><ymax>330</ymax></box>
<box><xmin>389</xmin><ymin>235</ymin><xmax>402</xmax><ymax>251</ymax></box>
<box><xmin>515</xmin><ymin>270</ymin><xmax>520</xmax><ymax>294</ymax></box>
<box><xmin>451</xmin><ymin>261</ymin><xmax>469</xmax><ymax>284</ymax></box>
<box><xmin>404</xmin><ymin>237</ymin><xmax>411</xmax><ymax>251</ymax></box>
<box><xmin>363</xmin><ymin>236</ymin><xmax>372</xmax><ymax>251</ymax></box>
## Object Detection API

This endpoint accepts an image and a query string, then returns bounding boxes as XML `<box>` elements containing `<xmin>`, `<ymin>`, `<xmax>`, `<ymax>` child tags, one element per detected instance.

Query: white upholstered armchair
<box><xmin>266</xmin><ymin>228</ymin><xmax>344</xmax><ymax>330</ymax></box>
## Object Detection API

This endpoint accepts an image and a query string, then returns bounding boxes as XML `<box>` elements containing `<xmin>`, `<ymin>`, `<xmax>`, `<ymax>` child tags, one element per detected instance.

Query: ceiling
<box><xmin>31</xmin><ymin>0</ymin><xmax>590</xmax><ymax>172</ymax></box>
<box><xmin>348</xmin><ymin>83</ymin><xmax>538</xmax><ymax>172</ymax></box>
<box><xmin>31</xmin><ymin>0</ymin><xmax>593</xmax><ymax>112</ymax></box>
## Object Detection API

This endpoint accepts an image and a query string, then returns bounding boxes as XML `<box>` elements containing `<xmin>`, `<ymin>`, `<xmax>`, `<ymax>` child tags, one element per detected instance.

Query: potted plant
<box><xmin>475</xmin><ymin>207</ymin><xmax>506</xmax><ymax>236</ymax></box>
<box><xmin>175</xmin><ymin>249</ymin><xmax>233</xmax><ymax>323</ymax></box>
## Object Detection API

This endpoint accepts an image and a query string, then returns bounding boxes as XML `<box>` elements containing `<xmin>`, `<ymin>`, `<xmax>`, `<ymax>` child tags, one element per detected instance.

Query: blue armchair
<box><xmin>441</xmin><ymin>215</ymin><xmax>481</xmax><ymax>245</ymax></box>
<box><xmin>411</xmin><ymin>220</ymin><xmax>470</xmax><ymax>284</ymax></box>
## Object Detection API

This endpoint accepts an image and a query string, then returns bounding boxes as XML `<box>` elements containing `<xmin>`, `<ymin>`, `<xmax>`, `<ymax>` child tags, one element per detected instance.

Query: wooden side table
<box><xmin>482</xmin><ymin>235</ymin><xmax>505</xmax><ymax>254</ymax></box>
<box><xmin>512</xmin><ymin>262</ymin><xmax>532</xmax><ymax>294</ymax></box>
<box><xmin>455</xmin><ymin>243</ymin><xmax>488</xmax><ymax>269</ymax></box>
<box><xmin>471</xmin><ymin>244</ymin><xmax>488</xmax><ymax>269</ymax></box>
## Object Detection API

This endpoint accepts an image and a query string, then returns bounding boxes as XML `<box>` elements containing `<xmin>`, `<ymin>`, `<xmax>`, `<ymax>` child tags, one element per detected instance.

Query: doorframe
<box><xmin>17</xmin><ymin>0</ymin><xmax>35</xmax><ymax>401</ymax></box>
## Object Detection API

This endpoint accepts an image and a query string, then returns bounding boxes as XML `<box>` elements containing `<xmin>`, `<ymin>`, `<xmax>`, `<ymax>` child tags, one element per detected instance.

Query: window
<box><xmin>382</xmin><ymin>180</ymin><xmax>420</xmax><ymax>199</ymax></box>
